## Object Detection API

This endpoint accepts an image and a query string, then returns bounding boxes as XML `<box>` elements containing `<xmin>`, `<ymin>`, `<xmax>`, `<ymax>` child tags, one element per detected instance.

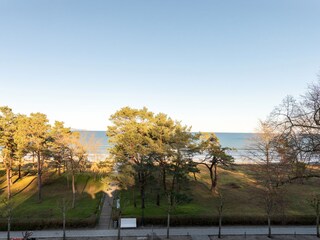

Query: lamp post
<box><xmin>117</xmin><ymin>197</ymin><xmax>121</xmax><ymax>240</ymax></box>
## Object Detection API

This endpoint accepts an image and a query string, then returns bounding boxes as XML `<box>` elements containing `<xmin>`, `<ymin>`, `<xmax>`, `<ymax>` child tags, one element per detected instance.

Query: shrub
<box><xmin>134</xmin><ymin>214</ymin><xmax>316</xmax><ymax>227</ymax></box>
<box><xmin>0</xmin><ymin>216</ymin><xmax>97</xmax><ymax>231</ymax></box>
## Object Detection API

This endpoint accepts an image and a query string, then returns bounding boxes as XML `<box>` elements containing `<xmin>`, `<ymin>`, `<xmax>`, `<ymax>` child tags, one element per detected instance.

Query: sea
<box><xmin>79</xmin><ymin>131</ymin><xmax>256</xmax><ymax>162</ymax></box>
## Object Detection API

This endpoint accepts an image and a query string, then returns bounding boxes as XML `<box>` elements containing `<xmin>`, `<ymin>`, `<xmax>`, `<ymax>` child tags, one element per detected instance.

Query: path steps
<box><xmin>97</xmin><ymin>189</ymin><xmax>114</xmax><ymax>229</ymax></box>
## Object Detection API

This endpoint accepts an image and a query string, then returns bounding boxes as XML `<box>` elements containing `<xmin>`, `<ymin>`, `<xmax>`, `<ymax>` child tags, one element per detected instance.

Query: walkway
<box><xmin>96</xmin><ymin>186</ymin><xmax>116</xmax><ymax>229</ymax></box>
<box><xmin>0</xmin><ymin>226</ymin><xmax>318</xmax><ymax>239</ymax></box>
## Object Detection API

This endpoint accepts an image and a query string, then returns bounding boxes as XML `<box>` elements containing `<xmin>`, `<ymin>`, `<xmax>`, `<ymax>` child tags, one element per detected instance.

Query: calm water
<box><xmin>79</xmin><ymin>131</ymin><xmax>255</xmax><ymax>161</ymax></box>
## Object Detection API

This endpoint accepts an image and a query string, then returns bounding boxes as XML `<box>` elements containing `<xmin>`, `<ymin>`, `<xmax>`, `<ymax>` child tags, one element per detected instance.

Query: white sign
<box><xmin>120</xmin><ymin>218</ymin><xmax>137</xmax><ymax>228</ymax></box>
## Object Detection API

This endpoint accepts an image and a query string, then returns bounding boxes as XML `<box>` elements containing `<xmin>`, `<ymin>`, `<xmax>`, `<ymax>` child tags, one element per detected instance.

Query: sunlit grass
<box><xmin>0</xmin><ymin>171</ymin><xmax>107</xmax><ymax>227</ymax></box>
<box><xmin>120</xmin><ymin>164</ymin><xmax>320</xmax><ymax>221</ymax></box>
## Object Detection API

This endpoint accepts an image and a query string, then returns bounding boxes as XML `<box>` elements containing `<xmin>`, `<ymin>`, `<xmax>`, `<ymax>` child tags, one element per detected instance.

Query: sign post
<box><xmin>117</xmin><ymin>197</ymin><xmax>121</xmax><ymax>240</ymax></box>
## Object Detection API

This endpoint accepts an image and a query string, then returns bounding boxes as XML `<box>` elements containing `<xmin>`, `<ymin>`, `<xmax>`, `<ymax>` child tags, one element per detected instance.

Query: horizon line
<box><xmin>72</xmin><ymin>129</ymin><xmax>255</xmax><ymax>134</ymax></box>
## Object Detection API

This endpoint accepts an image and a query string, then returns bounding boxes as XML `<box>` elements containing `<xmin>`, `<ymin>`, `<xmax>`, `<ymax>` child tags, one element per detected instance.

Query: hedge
<box><xmin>129</xmin><ymin>214</ymin><xmax>318</xmax><ymax>226</ymax></box>
<box><xmin>0</xmin><ymin>216</ymin><xmax>97</xmax><ymax>231</ymax></box>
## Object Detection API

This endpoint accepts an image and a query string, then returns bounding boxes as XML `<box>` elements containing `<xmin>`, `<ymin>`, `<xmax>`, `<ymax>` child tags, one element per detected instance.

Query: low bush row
<box><xmin>0</xmin><ymin>216</ymin><xmax>97</xmax><ymax>231</ymax></box>
<box><xmin>132</xmin><ymin>214</ymin><xmax>317</xmax><ymax>226</ymax></box>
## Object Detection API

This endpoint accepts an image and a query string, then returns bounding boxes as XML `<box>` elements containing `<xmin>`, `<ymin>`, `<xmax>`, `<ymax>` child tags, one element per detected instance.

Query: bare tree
<box><xmin>65</xmin><ymin>132</ymin><xmax>88</xmax><ymax>209</ymax></box>
<box><xmin>0</xmin><ymin>198</ymin><xmax>14</xmax><ymax>240</ymax></box>
<box><xmin>57</xmin><ymin>198</ymin><xmax>70</xmax><ymax>240</ymax></box>
<box><xmin>217</xmin><ymin>193</ymin><xmax>223</xmax><ymax>239</ymax></box>
<box><xmin>310</xmin><ymin>193</ymin><xmax>320</xmax><ymax>238</ymax></box>
<box><xmin>246</xmin><ymin>121</ymin><xmax>288</xmax><ymax>238</ymax></box>
<box><xmin>269</xmin><ymin>81</ymin><xmax>320</xmax><ymax>170</ymax></box>
<box><xmin>264</xmin><ymin>188</ymin><xmax>276</xmax><ymax>238</ymax></box>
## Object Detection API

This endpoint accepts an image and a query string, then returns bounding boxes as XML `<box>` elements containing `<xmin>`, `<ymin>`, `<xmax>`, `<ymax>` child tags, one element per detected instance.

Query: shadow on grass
<box><xmin>0</xmin><ymin>173</ymin><xmax>108</xmax><ymax>230</ymax></box>
<box><xmin>11</xmin><ymin>176</ymin><xmax>37</xmax><ymax>197</ymax></box>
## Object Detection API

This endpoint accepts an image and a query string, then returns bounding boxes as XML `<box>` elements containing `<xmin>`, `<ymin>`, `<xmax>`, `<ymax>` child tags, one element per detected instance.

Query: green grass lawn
<box><xmin>119</xmin><ymin>164</ymin><xmax>320</xmax><ymax>225</ymax></box>
<box><xmin>0</xmin><ymin>168</ymin><xmax>107</xmax><ymax>230</ymax></box>
<box><xmin>2</xmin><ymin>163</ymin><xmax>320</xmax><ymax>228</ymax></box>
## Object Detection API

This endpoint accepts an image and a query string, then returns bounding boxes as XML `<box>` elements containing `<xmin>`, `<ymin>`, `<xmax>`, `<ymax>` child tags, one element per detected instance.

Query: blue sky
<box><xmin>1</xmin><ymin>0</ymin><xmax>320</xmax><ymax>132</ymax></box>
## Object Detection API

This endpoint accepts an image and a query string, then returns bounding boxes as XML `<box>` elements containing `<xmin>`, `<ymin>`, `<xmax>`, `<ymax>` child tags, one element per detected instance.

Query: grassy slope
<box><xmin>120</xmin><ymin>164</ymin><xmax>320</xmax><ymax>223</ymax></box>
<box><xmin>0</xmin><ymin>168</ymin><xmax>106</xmax><ymax>228</ymax></box>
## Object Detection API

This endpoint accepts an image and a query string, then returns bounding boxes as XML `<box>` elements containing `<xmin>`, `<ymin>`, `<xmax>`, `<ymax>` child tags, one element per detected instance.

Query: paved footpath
<box><xmin>96</xmin><ymin>188</ymin><xmax>115</xmax><ymax>229</ymax></box>
<box><xmin>0</xmin><ymin>226</ymin><xmax>318</xmax><ymax>239</ymax></box>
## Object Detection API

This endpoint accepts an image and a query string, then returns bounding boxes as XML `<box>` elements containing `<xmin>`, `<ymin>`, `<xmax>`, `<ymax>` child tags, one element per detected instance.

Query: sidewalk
<box><xmin>96</xmin><ymin>188</ymin><xmax>115</xmax><ymax>229</ymax></box>
<box><xmin>0</xmin><ymin>226</ymin><xmax>317</xmax><ymax>239</ymax></box>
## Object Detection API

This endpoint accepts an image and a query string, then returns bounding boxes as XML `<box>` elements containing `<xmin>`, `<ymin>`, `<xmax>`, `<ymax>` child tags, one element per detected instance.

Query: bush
<box><xmin>134</xmin><ymin>214</ymin><xmax>317</xmax><ymax>227</ymax></box>
<box><xmin>0</xmin><ymin>216</ymin><xmax>97</xmax><ymax>231</ymax></box>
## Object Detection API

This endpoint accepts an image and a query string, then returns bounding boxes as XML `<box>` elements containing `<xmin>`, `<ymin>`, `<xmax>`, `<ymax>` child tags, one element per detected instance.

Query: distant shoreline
<box><xmin>74</xmin><ymin>129</ymin><xmax>255</xmax><ymax>134</ymax></box>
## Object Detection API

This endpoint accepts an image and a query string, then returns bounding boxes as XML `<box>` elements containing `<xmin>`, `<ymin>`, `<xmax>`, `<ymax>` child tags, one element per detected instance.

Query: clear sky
<box><xmin>1</xmin><ymin>0</ymin><xmax>320</xmax><ymax>132</ymax></box>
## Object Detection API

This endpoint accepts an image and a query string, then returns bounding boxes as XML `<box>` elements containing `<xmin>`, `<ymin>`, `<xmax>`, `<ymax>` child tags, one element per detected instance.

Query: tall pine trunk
<box><xmin>139</xmin><ymin>171</ymin><xmax>146</xmax><ymax>227</ymax></box>
<box><xmin>18</xmin><ymin>161</ymin><xmax>21</xmax><ymax>179</ymax></box>
<box><xmin>133</xmin><ymin>187</ymin><xmax>137</xmax><ymax>208</ymax></box>
<box><xmin>58</xmin><ymin>162</ymin><xmax>61</xmax><ymax>176</ymax></box>
<box><xmin>6</xmin><ymin>167</ymin><xmax>11</xmax><ymax>200</ymax></box>
<box><xmin>213</xmin><ymin>163</ymin><xmax>218</xmax><ymax>189</ymax></box>
<box><xmin>162</xmin><ymin>168</ymin><xmax>166</xmax><ymax>191</ymax></box>
<box><xmin>72</xmin><ymin>173</ymin><xmax>76</xmax><ymax>208</ymax></box>
<box><xmin>37</xmin><ymin>152</ymin><xmax>42</xmax><ymax>202</ymax></box>
<box><xmin>140</xmin><ymin>182</ymin><xmax>145</xmax><ymax>209</ymax></box>
<box><xmin>139</xmin><ymin>172</ymin><xmax>145</xmax><ymax>209</ymax></box>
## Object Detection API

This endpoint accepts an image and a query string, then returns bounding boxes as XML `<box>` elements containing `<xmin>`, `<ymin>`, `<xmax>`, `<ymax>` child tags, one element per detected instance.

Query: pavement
<box><xmin>96</xmin><ymin>187</ymin><xmax>115</xmax><ymax>229</ymax></box>
<box><xmin>0</xmin><ymin>226</ymin><xmax>318</xmax><ymax>239</ymax></box>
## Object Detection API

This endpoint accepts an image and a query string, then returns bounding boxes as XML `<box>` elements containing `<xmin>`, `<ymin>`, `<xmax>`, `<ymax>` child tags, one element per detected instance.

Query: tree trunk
<box><xmin>6</xmin><ymin>167</ymin><xmax>11</xmax><ymax>200</ymax></box>
<box><xmin>170</xmin><ymin>177</ymin><xmax>176</xmax><ymax>206</ymax></box>
<box><xmin>32</xmin><ymin>153</ymin><xmax>35</xmax><ymax>170</ymax></box>
<box><xmin>64</xmin><ymin>160</ymin><xmax>67</xmax><ymax>173</ymax></box>
<box><xmin>193</xmin><ymin>172</ymin><xmax>197</xmax><ymax>181</ymax></box>
<box><xmin>162</xmin><ymin>168</ymin><xmax>167</xmax><ymax>191</ymax></box>
<box><xmin>167</xmin><ymin>193</ymin><xmax>172</xmax><ymax>239</ymax></box>
<box><xmin>209</xmin><ymin>167</ymin><xmax>215</xmax><ymax>191</ymax></box>
<box><xmin>213</xmin><ymin>163</ymin><xmax>218</xmax><ymax>189</ymax></box>
<box><xmin>133</xmin><ymin>188</ymin><xmax>137</xmax><ymax>208</ymax></box>
<box><xmin>58</xmin><ymin>163</ymin><xmax>61</xmax><ymax>176</ymax></box>
<box><xmin>140</xmin><ymin>172</ymin><xmax>145</xmax><ymax>209</ymax></box>
<box><xmin>140</xmin><ymin>185</ymin><xmax>145</xmax><ymax>208</ymax></box>
<box><xmin>66</xmin><ymin>174</ymin><xmax>69</xmax><ymax>189</ymax></box>
<box><xmin>166</xmin><ymin>212</ymin><xmax>170</xmax><ymax>239</ymax></box>
<box><xmin>63</xmin><ymin>205</ymin><xmax>66</xmax><ymax>240</ymax></box>
<box><xmin>72</xmin><ymin>173</ymin><xmax>76</xmax><ymax>208</ymax></box>
<box><xmin>7</xmin><ymin>214</ymin><xmax>11</xmax><ymax>240</ymax></box>
<box><xmin>218</xmin><ymin>213</ymin><xmax>222</xmax><ymax>238</ymax></box>
<box><xmin>156</xmin><ymin>193</ymin><xmax>160</xmax><ymax>206</ymax></box>
<box><xmin>317</xmin><ymin>214</ymin><xmax>319</xmax><ymax>238</ymax></box>
<box><xmin>37</xmin><ymin>152</ymin><xmax>42</xmax><ymax>202</ymax></box>
<box><xmin>268</xmin><ymin>215</ymin><xmax>271</xmax><ymax>238</ymax></box>
<box><xmin>18</xmin><ymin>161</ymin><xmax>21</xmax><ymax>179</ymax></box>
